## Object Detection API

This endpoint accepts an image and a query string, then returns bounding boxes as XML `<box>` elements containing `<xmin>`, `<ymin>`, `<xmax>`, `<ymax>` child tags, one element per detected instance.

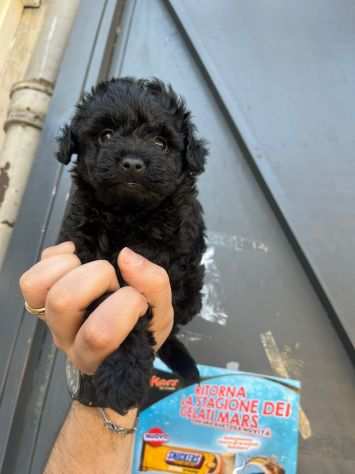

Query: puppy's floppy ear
<box><xmin>184</xmin><ymin>113</ymin><xmax>208</xmax><ymax>175</ymax></box>
<box><xmin>56</xmin><ymin>123</ymin><xmax>78</xmax><ymax>165</ymax></box>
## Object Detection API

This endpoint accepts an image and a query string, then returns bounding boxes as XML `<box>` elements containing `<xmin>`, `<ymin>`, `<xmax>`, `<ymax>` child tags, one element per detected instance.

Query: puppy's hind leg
<box><xmin>158</xmin><ymin>334</ymin><xmax>200</xmax><ymax>384</ymax></box>
<box><xmin>94</xmin><ymin>313</ymin><xmax>155</xmax><ymax>415</ymax></box>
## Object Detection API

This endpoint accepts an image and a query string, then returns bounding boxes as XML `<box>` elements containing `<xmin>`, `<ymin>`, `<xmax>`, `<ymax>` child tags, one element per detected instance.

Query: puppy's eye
<box><xmin>153</xmin><ymin>136</ymin><xmax>168</xmax><ymax>152</ymax></box>
<box><xmin>98</xmin><ymin>129</ymin><xmax>114</xmax><ymax>145</ymax></box>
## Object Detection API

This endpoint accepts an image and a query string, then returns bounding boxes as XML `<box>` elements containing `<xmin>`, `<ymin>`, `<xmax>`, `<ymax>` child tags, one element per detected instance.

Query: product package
<box><xmin>132</xmin><ymin>361</ymin><xmax>300</xmax><ymax>474</ymax></box>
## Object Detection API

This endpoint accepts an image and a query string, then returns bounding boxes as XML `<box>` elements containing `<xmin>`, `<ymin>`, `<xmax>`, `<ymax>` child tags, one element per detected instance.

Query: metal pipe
<box><xmin>0</xmin><ymin>0</ymin><xmax>80</xmax><ymax>268</ymax></box>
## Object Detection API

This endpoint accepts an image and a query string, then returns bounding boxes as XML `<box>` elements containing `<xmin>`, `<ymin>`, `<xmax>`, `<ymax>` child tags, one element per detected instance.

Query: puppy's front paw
<box><xmin>94</xmin><ymin>324</ymin><xmax>155</xmax><ymax>415</ymax></box>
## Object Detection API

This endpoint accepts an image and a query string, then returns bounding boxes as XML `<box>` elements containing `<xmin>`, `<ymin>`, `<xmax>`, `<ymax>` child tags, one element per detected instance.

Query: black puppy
<box><xmin>57</xmin><ymin>77</ymin><xmax>207</xmax><ymax>414</ymax></box>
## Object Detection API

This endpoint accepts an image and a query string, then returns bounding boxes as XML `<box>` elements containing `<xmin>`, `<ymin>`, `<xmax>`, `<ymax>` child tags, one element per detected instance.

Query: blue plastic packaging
<box><xmin>132</xmin><ymin>361</ymin><xmax>300</xmax><ymax>474</ymax></box>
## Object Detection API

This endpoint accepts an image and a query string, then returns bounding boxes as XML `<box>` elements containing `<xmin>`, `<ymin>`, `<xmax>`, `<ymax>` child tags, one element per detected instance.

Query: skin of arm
<box><xmin>19</xmin><ymin>243</ymin><xmax>174</xmax><ymax>474</ymax></box>
<box><xmin>45</xmin><ymin>403</ymin><xmax>138</xmax><ymax>474</ymax></box>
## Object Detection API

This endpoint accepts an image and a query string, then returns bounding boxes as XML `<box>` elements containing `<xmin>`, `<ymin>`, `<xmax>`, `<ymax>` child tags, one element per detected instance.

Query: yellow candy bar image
<box><xmin>139</xmin><ymin>442</ymin><xmax>231</xmax><ymax>473</ymax></box>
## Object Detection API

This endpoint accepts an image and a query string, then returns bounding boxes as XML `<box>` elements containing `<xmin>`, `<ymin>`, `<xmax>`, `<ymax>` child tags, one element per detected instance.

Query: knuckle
<box><xmin>67</xmin><ymin>253</ymin><xmax>81</xmax><ymax>267</ymax></box>
<box><xmin>19</xmin><ymin>272</ymin><xmax>33</xmax><ymax>294</ymax></box>
<box><xmin>19</xmin><ymin>270</ymin><xmax>42</xmax><ymax>298</ymax></box>
<box><xmin>81</xmin><ymin>323</ymin><xmax>111</xmax><ymax>351</ymax></box>
<box><xmin>123</xmin><ymin>286</ymin><xmax>147</xmax><ymax>311</ymax></box>
<box><xmin>40</xmin><ymin>246</ymin><xmax>53</xmax><ymax>260</ymax></box>
<box><xmin>92</xmin><ymin>260</ymin><xmax>116</xmax><ymax>282</ymax></box>
<box><xmin>95</xmin><ymin>260</ymin><xmax>114</xmax><ymax>274</ymax></box>
<box><xmin>46</xmin><ymin>285</ymin><xmax>74</xmax><ymax>314</ymax></box>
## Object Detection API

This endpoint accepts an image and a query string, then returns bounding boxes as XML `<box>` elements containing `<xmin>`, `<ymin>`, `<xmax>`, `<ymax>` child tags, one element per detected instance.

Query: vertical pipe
<box><xmin>0</xmin><ymin>0</ymin><xmax>80</xmax><ymax>267</ymax></box>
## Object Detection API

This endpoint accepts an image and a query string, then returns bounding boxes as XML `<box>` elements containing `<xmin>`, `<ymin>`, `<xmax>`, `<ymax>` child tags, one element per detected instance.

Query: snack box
<box><xmin>132</xmin><ymin>361</ymin><xmax>300</xmax><ymax>474</ymax></box>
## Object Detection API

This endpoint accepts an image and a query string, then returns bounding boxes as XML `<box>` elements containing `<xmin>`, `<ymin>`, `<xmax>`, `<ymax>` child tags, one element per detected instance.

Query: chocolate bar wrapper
<box><xmin>132</xmin><ymin>361</ymin><xmax>300</xmax><ymax>473</ymax></box>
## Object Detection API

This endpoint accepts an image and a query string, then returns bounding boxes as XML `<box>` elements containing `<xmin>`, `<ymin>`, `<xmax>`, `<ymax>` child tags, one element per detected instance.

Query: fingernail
<box><xmin>120</xmin><ymin>247</ymin><xmax>145</xmax><ymax>266</ymax></box>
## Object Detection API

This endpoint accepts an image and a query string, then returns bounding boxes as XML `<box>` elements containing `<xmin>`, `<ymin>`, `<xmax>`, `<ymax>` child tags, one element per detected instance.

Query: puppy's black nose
<box><xmin>120</xmin><ymin>157</ymin><xmax>145</xmax><ymax>174</ymax></box>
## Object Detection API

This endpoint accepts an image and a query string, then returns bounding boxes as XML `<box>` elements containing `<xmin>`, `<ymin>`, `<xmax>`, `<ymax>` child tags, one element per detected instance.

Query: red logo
<box><xmin>150</xmin><ymin>375</ymin><xmax>179</xmax><ymax>390</ymax></box>
<box><xmin>143</xmin><ymin>427</ymin><xmax>169</xmax><ymax>447</ymax></box>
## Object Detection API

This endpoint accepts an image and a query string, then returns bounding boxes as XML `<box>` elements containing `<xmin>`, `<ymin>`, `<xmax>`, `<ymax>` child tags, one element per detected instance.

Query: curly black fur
<box><xmin>57</xmin><ymin>77</ymin><xmax>207</xmax><ymax>414</ymax></box>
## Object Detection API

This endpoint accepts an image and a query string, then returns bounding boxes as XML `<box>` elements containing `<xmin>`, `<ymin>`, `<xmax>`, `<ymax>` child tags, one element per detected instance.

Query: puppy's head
<box><xmin>57</xmin><ymin>77</ymin><xmax>207</xmax><ymax>209</ymax></box>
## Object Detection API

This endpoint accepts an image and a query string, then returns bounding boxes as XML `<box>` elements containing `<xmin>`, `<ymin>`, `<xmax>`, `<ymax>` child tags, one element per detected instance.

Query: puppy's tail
<box><xmin>158</xmin><ymin>334</ymin><xmax>200</xmax><ymax>384</ymax></box>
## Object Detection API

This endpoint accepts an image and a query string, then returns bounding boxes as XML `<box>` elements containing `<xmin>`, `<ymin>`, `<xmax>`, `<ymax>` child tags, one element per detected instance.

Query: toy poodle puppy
<box><xmin>57</xmin><ymin>77</ymin><xmax>207</xmax><ymax>414</ymax></box>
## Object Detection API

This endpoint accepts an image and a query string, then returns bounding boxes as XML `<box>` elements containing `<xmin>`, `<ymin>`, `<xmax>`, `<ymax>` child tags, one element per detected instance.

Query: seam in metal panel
<box><xmin>77</xmin><ymin>0</ymin><xmax>110</xmax><ymax>91</ymax></box>
<box><xmin>109</xmin><ymin>0</ymin><xmax>137</xmax><ymax>77</ymax></box>
<box><xmin>96</xmin><ymin>0</ymin><xmax>128</xmax><ymax>83</ymax></box>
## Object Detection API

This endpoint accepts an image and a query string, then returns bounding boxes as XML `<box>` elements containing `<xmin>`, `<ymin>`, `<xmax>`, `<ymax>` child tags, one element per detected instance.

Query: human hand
<box><xmin>19</xmin><ymin>242</ymin><xmax>174</xmax><ymax>375</ymax></box>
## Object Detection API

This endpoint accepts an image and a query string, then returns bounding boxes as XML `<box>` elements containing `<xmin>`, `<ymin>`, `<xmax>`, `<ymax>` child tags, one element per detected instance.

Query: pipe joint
<box><xmin>4</xmin><ymin>80</ymin><xmax>54</xmax><ymax>131</ymax></box>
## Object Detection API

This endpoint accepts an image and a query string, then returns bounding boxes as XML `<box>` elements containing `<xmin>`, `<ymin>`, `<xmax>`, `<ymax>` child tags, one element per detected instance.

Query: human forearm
<box><xmin>44</xmin><ymin>402</ymin><xmax>137</xmax><ymax>474</ymax></box>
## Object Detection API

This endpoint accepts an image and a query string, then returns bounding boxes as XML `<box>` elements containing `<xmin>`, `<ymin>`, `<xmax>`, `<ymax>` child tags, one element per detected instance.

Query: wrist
<box><xmin>72</xmin><ymin>401</ymin><xmax>137</xmax><ymax>432</ymax></box>
<box><xmin>45</xmin><ymin>401</ymin><xmax>137</xmax><ymax>474</ymax></box>
<box><xmin>101</xmin><ymin>406</ymin><xmax>138</xmax><ymax>430</ymax></box>
<box><xmin>66</xmin><ymin>358</ymin><xmax>139</xmax><ymax>416</ymax></box>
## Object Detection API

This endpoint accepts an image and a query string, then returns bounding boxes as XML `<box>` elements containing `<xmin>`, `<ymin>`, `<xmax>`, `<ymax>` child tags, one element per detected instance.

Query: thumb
<box><xmin>117</xmin><ymin>248</ymin><xmax>173</xmax><ymax>342</ymax></box>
